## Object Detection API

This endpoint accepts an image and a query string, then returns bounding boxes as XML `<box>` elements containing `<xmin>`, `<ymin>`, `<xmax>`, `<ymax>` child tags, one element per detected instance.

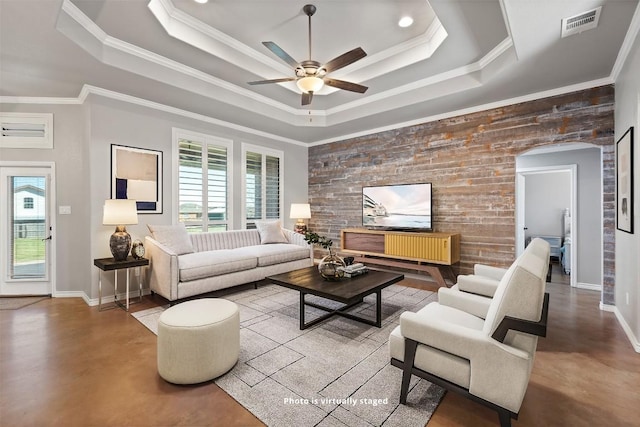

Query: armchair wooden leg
<box><xmin>498</xmin><ymin>409</ymin><xmax>512</xmax><ymax>427</ymax></box>
<box><xmin>400</xmin><ymin>338</ymin><xmax>418</xmax><ymax>404</ymax></box>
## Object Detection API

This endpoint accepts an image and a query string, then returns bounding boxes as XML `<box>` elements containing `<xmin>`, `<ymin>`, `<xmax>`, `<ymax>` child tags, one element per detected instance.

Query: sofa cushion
<box><xmin>178</xmin><ymin>250</ymin><xmax>257</xmax><ymax>282</ymax></box>
<box><xmin>389</xmin><ymin>325</ymin><xmax>471</xmax><ymax>389</ymax></box>
<box><xmin>240</xmin><ymin>244</ymin><xmax>312</xmax><ymax>267</ymax></box>
<box><xmin>255</xmin><ymin>220</ymin><xmax>288</xmax><ymax>244</ymax></box>
<box><xmin>414</xmin><ymin>302</ymin><xmax>485</xmax><ymax>331</ymax></box>
<box><xmin>457</xmin><ymin>274</ymin><xmax>500</xmax><ymax>297</ymax></box>
<box><xmin>148</xmin><ymin>223</ymin><xmax>194</xmax><ymax>255</ymax></box>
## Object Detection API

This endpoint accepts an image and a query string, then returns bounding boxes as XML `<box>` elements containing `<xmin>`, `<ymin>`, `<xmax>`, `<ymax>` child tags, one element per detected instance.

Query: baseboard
<box><xmin>84</xmin><ymin>288</ymin><xmax>152</xmax><ymax>307</ymax></box>
<box><xmin>600</xmin><ymin>302</ymin><xmax>640</xmax><ymax>353</ymax></box>
<box><xmin>575</xmin><ymin>282</ymin><xmax>602</xmax><ymax>291</ymax></box>
<box><xmin>52</xmin><ymin>290</ymin><xmax>91</xmax><ymax>305</ymax></box>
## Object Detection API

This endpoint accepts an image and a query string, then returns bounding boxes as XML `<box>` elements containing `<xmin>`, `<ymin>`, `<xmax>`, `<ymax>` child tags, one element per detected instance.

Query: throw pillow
<box><xmin>147</xmin><ymin>223</ymin><xmax>194</xmax><ymax>255</ymax></box>
<box><xmin>255</xmin><ymin>220</ymin><xmax>288</xmax><ymax>244</ymax></box>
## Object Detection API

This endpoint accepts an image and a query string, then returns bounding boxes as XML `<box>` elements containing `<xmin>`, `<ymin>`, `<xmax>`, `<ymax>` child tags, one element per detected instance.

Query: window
<box><xmin>173</xmin><ymin>129</ymin><xmax>232</xmax><ymax>232</ymax></box>
<box><xmin>23</xmin><ymin>197</ymin><xmax>34</xmax><ymax>209</ymax></box>
<box><xmin>242</xmin><ymin>143</ymin><xmax>283</xmax><ymax>229</ymax></box>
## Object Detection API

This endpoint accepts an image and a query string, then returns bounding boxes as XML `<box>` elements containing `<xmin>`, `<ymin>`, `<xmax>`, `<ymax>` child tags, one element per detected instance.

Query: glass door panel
<box><xmin>1</xmin><ymin>167</ymin><xmax>52</xmax><ymax>295</ymax></box>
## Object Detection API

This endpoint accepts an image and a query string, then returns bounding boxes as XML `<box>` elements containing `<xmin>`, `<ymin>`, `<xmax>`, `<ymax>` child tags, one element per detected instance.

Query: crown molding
<box><xmin>56</xmin><ymin>0</ymin><xmax>300</xmax><ymax>119</ymax></box>
<box><xmin>148</xmin><ymin>0</ymin><xmax>292</xmax><ymax>78</ymax></box>
<box><xmin>0</xmin><ymin>95</ymin><xmax>82</xmax><ymax>104</ymax></box>
<box><xmin>0</xmin><ymin>84</ymin><xmax>306</xmax><ymax>147</ymax></box>
<box><xmin>149</xmin><ymin>0</ymin><xmax>448</xmax><ymax>96</ymax></box>
<box><xmin>54</xmin><ymin>0</ymin><xmax>520</xmax><ymax>129</ymax></box>
<box><xmin>610</xmin><ymin>1</ymin><xmax>640</xmax><ymax>81</ymax></box>
<box><xmin>0</xmin><ymin>78</ymin><xmax>613</xmax><ymax>147</ymax></box>
<box><xmin>321</xmin><ymin>37</ymin><xmax>515</xmax><ymax>126</ymax></box>
<box><xmin>309</xmin><ymin>77</ymin><xmax>614</xmax><ymax>146</ymax></box>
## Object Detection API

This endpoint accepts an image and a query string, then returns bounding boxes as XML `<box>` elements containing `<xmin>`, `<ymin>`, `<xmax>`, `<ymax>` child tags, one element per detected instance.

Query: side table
<box><xmin>94</xmin><ymin>257</ymin><xmax>149</xmax><ymax>311</ymax></box>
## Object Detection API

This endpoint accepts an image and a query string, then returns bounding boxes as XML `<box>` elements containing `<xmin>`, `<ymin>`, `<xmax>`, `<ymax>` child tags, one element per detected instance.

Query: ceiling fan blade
<box><xmin>322</xmin><ymin>47</ymin><xmax>367</xmax><ymax>73</ymax></box>
<box><xmin>248</xmin><ymin>77</ymin><xmax>296</xmax><ymax>85</ymax></box>
<box><xmin>302</xmin><ymin>92</ymin><xmax>313</xmax><ymax>106</ymax></box>
<box><xmin>262</xmin><ymin>41</ymin><xmax>299</xmax><ymax>68</ymax></box>
<box><xmin>324</xmin><ymin>78</ymin><xmax>368</xmax><ymax>94</ymax></box>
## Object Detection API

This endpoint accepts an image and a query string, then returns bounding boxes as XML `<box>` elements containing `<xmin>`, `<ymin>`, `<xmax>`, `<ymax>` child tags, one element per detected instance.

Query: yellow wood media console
<box><xmin>340</xmin><ymin>228</ymin><xmax>461</xmax><ymax>287</ymax></box>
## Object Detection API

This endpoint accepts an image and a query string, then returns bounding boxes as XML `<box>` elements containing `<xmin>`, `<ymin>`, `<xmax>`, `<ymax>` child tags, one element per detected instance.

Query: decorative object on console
<box><xmin>616</xmin><ymin>126</ymin><xmax>634</xmax><ymax>234</ymax></box>
<box><xmin>131</xmin><ymin>239</ymin><xmax>145</xmax><ymax>260</ymax></box>
<box><xmin>289</xmin><ymin>203</ymin><xmax>311</xmax><ymax>233</ymax></box>
<box><xmin>103</xmin><ymin>199</ymin><xmax>138</xmax><ymax>261</ymax></box>
<box><xmin>338</xmin><ymin>262</ymin><xmax>369</xmax><ymax>278</ymax></box>
<box><xmin>318</xmin><ymin>252</ymin><xmax>346</xmax><ymax>281</ymax></box>
<box><xmin>111</xmin><ymin>144</ymin><xmax>163</xmax><ymax>214</ymax></box>
<box><xmin>304</xmin><ymin>231</ymin><xmax>345</xmax><ymax>280</ymax></box>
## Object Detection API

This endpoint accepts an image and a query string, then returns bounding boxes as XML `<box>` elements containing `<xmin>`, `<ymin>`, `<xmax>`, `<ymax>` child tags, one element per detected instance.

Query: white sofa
<box><xmin>145</xmin><ymin>223</ymin><xmax>313</xmax><ymax>302</ymax></box>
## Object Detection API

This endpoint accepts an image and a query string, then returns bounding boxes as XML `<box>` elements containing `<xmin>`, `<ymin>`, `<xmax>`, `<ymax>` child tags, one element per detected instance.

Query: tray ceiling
<box><xmin>1</xmin><ymin>0</ymin><xmax>638</xmax><ymax>145</ymax></box>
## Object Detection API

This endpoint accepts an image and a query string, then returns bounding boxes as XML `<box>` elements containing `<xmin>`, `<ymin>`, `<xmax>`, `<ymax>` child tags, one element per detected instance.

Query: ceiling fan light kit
<box><xmin>248</xmin><ymin>4</ymin><xmax>368</xmax><ymax>106</ymax></box>
<box><xmin>297</xmin><ymin>76</ymin><xmax>324</xmax><ymax>94</ymax></box>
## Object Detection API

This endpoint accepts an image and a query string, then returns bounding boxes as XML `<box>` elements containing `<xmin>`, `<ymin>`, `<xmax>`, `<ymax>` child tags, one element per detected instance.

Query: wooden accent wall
<box><xmin>308</xmin><ymin>85</ymin><xmax>616</xmax><ymax>303</ymax></box>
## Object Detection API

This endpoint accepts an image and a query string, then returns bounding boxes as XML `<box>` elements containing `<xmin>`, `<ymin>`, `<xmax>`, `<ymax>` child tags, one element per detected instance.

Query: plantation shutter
<box><xmin>207</xmin><ymin>145</ymin><xmax>228</xmax><ymax>226</ymax></box>
<box><xmin>245</xmin><ymin>152</ymin><xmax>263</xmax><ymax>228</ymax></box>
<box><xmin>178</xmin><ymin>138</ymin><xmax>228</xmax><ymax>232</ymax></box>
<box><xmin>244</xmin><ymin>149</ymin><xmax>282</xmax><ymax>229</ymax></box>
<box><xmin>265</xmin><ymin>155</ymin><xmax>280</xmax><ymax>219</ymax></box>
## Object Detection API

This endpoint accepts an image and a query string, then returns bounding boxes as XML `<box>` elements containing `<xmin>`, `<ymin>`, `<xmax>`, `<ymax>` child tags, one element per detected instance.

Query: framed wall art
<box><xmin>111</xmin><ymin>144</ymin><xmax>163</xmax><ymax>214</ymax></box>
<box><xmin>616</xmin><ymin>126</ymin><xmax>634</xmax><ymax>234</ymax></box>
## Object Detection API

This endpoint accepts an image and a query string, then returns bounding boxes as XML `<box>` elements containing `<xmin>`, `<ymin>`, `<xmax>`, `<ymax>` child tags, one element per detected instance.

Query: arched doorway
<box><xmin>516</xmin><ymin>143</ymin><xmax>604</xmax><ymax>295</ymax></box>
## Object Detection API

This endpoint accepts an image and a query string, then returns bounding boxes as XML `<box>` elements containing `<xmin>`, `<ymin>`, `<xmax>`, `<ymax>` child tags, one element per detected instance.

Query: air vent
<box><xmin>0</xmin><ymin>113</ymin><xmax>53</xmax><ymax>149</ymax></box>
<box><xmin>561</xmin><ymin>7</ymin><xmax>601</xmax><ymax>38</ymax></box>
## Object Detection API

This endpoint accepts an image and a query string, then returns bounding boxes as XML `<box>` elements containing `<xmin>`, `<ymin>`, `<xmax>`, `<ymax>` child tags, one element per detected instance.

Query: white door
<box><xmin>0</xmin><ymin>165</ymin><xmax>55</xmax><ymax>295</ymax></box>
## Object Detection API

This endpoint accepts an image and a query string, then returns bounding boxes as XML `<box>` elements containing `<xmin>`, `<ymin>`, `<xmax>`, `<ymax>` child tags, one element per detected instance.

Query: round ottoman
<box><xmin>157</xmin><ymin>298</ymin><xmax>240</xmax><ymax>384</ymax></box>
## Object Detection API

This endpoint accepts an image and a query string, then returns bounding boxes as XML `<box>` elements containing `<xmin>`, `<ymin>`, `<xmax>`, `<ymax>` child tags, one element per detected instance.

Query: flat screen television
<box><xmin>362</xmin><ymin>183</ymin><xmax>433</xmax><ymax>231</ymax></box>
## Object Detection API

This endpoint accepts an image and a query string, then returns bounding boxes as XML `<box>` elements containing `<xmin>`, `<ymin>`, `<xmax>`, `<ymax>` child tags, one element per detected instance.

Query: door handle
<box><xmin>42</xmin><ymin>236</ymin><xmax>52</xmax><ymax>241</ymax></box>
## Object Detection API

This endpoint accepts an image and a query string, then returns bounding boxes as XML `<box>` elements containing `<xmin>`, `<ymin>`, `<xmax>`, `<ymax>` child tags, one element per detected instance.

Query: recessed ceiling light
<box><xmin>398</xmin><ymin>16</ymin><xmax>413</xmax><ymax>28</ymax></box>
<box><xmin>194</xmin><ymin>0</ymin><xmax>208</xmax><ymax>4</ymax></box>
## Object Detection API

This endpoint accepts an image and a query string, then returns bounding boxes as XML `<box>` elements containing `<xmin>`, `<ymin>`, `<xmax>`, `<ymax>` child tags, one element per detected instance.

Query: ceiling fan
<box><xmin>248</xmin><ymin>4</ymin><xmax>368</xmax><ymax>106</ymax></box>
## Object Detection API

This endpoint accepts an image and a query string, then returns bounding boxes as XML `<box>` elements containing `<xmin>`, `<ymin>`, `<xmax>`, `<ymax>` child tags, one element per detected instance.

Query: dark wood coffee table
<box><xmin>267</xmin><ymin>266</ymin><xmax>404</xmax><ymax>330</ymax></box>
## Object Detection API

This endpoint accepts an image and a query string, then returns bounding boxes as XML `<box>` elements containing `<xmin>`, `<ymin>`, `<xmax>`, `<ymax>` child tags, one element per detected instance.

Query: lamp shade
<box><xmin>290</xmin><ymin>203</ymin><xmax>311</xmax><ymax>219</ymax></box>
<box><xmin>296</xmin><ymin>77</ymin><xmax>324</xmax><ymax>94</ymax></box>
<box><xmin>103</xmin><ymin>199</ymin><xmax>138</xmax><ymax>225</ymax></box>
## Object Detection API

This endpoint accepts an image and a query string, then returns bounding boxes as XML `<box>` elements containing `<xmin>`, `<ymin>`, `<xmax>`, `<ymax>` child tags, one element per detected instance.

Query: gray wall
<box><xmin>1</xmin><ymin>95</ymin><xmax>309</xmax><ymax>303</ymax></box>
<box><xmin>524</xmin><ymin>171</ymin><xmax>571</xmax><ymax>238</ymax></box>
<box><xmin>614</xmin><ymin>30</ymin><xmax>640</xmax><ymax>347</ymax></box>
<box><xmin>517</xmin><ymin>147</ymin><xmax>602</xmax><ymax>287</ymax></box>
<box><xmin>0</xmin><ymin>104</ymin><xmax>91</xmax><ymax>295</ymax></box>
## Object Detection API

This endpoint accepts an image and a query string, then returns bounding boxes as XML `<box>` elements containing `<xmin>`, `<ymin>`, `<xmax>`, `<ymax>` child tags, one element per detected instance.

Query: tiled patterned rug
<box><xmin>133</xmin><ymin>283</ymin><xmax>445</xmax><ymax>427</ymax></box>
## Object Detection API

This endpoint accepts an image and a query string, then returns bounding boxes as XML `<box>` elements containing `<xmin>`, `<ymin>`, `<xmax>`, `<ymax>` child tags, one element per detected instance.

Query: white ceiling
<box><xmin>1</xmin><ymin>0</ymin><xmax>639</xmax><ymax>145</ymax></box>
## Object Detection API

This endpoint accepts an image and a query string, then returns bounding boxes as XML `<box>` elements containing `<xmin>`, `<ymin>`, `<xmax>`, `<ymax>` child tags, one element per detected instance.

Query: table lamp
<box><xmin>103</xmin><ymin>199</ymin><xmax>138</xmax><ymax>261</ymax></box>
<box><xmin>290</xmin><ymin>203</ymin><xmax>311</xmax><ymax>234</ymax></box>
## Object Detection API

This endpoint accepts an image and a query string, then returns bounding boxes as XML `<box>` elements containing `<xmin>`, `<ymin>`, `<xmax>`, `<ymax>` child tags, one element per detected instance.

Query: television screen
<box><xmin>362</xmin><ymin>183</ymin><xmax>432</xmax><ymax>231</ymax></box>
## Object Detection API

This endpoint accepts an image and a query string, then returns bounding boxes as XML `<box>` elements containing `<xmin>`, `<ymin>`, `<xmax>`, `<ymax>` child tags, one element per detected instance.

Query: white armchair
<box><xmin>438</xmin><ymin>239</ymin><xmax>549</xmax><ymax>319</ymax></box>
<box><xmin>389</xmin><ymin>238</ymin><xmax>550</xmax><ymax>427</ymax></box>
<box><xmin>437</xmin><ymin>269</ymin><xmax>503</xmax><ymax>319</ymax></box>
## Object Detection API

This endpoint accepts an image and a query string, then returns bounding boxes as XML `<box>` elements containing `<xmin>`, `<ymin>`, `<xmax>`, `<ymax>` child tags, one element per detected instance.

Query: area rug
<box><xmin>0</xmin><ymin>296</ymin><xmax>49</xmax><ymax>310</ymax></box>
<box><xmin>133</xmin><ymin>283</ymin><xmax>445</xmax><ymax>427</ymax></box>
